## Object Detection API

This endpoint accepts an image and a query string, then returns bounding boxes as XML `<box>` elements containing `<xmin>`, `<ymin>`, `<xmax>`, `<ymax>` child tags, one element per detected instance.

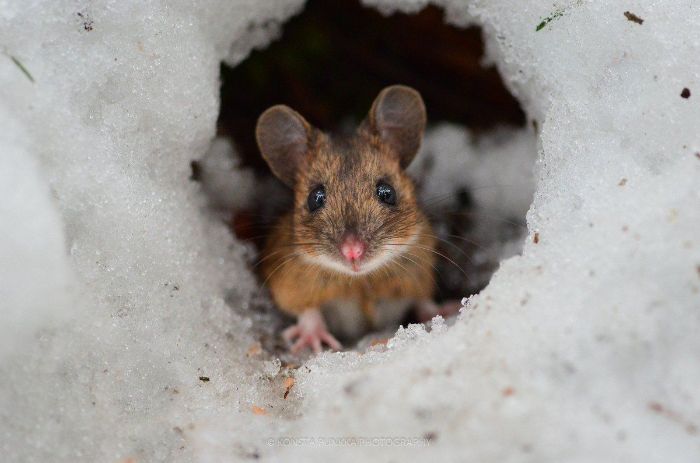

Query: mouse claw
<box><xmin>319</xmin><ymin>331</ymin><xmax>342</xmax><ymax>351</ymax></box>
<box><xmin>284</xmin><ymin>309</ymin><xmax>343</xmax><ymax>354</ymax></box>
<box><xmin>282</xmin><ymin>324</ymin><xmax>300</xmax><ymax>342</ymax></box>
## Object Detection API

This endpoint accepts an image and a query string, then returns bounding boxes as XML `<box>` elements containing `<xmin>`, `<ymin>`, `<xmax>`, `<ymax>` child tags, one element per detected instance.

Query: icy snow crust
<box><xmin>1</xmin><ymin>1</ymin><xmax>699</xmax><ymax>462</ymax></box>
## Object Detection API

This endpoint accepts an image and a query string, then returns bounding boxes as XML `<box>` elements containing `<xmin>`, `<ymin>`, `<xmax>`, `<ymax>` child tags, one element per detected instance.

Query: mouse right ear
<box><xmin>256</xmin><ymin>105</ymin><xmax>313</xmax><ymax>187</ymax></box>
<box><xmin>364</xmin><ymin>85</ymin><xmax>426</xmax><ymax>169</ymax></box>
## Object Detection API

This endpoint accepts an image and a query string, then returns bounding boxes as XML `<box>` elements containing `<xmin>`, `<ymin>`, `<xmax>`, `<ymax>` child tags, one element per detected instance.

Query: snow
<box><xmin>1</xmin><ymin>1</ymin><xmax>699</xmax><ymax>462</ymax></box>
<box><xmin>0</xmin><ymin>1</ymin><xmax>304</xmax><ymax>461</ymax></box>
<box><xmin>0</xmin><ymin>105</ymin><xmax>75</xmax><ymax>358</ymax></box>
<box><xmin>197</xmin><ymin>137</ymin><xmax>256</xmax><ymax>212</ymax></box>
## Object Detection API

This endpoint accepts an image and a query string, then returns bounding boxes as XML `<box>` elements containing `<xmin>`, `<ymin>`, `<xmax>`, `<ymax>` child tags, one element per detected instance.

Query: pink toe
<box><xmin>284</xmin><ymin>310</ymin><xmax>341</xmax><ymax>354</ymax></box>
<box><xmin>290</xmin><ymin>338</ymin><xmax>306</xmax><ymax>354</ymax></box>
<box><xmin>311</xmin><ymin>337</ymin><xmax>322</xmax><ymax>353</ymax></box>
<box><xmin>322</xmin><ymin>333</ymin><xmax>342</xmax><ymax>350</ymax></box>
<box><xmin>282</xmin><ymin>325</ymin><xmax>299</xmax><ymax>342</ymax></box>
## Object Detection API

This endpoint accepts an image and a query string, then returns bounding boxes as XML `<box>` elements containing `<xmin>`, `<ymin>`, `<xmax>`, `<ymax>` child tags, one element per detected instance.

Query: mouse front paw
<box><xmin>282</xmin><ymin>309</ymin><xmax>343</xmax><ymax>354</ymax></box>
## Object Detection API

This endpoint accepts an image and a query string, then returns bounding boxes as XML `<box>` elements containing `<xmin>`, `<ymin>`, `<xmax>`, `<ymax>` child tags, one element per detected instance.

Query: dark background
<box><xmin>217</xmin><ymin>0</ymin><xmax>524</xmax><ymax>173</ymax></box>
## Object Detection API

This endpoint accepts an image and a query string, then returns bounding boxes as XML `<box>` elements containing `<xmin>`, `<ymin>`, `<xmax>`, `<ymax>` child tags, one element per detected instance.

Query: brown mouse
<box><xmin>255</xmin><ymin>85</ymin><xmax>440</xmax><ymax>353</ymax></box>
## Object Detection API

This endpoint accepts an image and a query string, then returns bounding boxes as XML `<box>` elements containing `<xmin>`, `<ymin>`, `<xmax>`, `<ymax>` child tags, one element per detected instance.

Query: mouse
<box><xmin>255</xmin><ymin>85</ymin><xmax>447</xmax><ymax>353</ymax></box>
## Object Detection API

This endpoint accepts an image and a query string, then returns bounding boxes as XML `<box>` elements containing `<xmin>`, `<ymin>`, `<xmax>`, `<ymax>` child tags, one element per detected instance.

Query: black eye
<box><xmin>307</xmin><ymin>185</ymin><xmax>326</xmax><ymax>212</ymax></box>
<box><xmin>376</xmin><ymin>182</ymin><xmax>396</xmax><ymax>206</ymax></box>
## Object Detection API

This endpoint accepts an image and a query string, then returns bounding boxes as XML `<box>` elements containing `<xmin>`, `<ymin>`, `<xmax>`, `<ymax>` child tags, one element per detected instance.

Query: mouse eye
<box><xmin>307</xmin><ymin>185</ymin><xmax>326</xmax><ymax>212</ymax></box>
<box><xmin>376</xmin><ymin>182</ymin><xmax>396</xmax><ymax>206</ymax></box>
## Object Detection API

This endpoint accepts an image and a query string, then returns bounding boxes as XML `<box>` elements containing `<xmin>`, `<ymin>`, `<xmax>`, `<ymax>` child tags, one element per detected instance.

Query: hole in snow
<box><xmin>196</xmin><ymin>0</ymin><xmax>536</xmax><ymax>354</ymax></box>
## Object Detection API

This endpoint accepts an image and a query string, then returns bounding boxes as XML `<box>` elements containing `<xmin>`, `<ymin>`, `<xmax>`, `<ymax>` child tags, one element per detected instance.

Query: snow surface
<box><xmin>1</xmin><ymin>1</ymin><xmax>699</xmax><ymax>463</ymax></box>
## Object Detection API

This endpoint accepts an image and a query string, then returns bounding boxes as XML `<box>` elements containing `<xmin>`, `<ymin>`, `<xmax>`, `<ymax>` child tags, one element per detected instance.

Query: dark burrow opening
<box><xmin>194</xmin><ymin>0</ymin><xmax>531</xmax><ymax>352</ymax></box>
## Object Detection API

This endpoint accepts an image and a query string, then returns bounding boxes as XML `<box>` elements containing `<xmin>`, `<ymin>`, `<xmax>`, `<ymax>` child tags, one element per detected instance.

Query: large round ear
<box><xmin>365</xmin><ymin>85</ymin><xmax>426</xmax><ymax>168</ymax></box>
<box><xmin>255</xmin><ymin>105</ymin><xmax>313</xmax><ymax>187</ymax></box>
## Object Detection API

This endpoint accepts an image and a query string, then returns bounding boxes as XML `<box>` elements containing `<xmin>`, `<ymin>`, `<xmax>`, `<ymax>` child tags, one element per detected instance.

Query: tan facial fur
<box><xmin>293</xmin><ymin>132</ymin><xmax>422</xmax><ymax>276</ymax></box>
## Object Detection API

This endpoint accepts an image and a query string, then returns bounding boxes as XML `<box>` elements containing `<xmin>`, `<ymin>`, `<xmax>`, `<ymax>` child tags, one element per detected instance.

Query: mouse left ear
<box><xmin>364</xmin><ymin>85</ymin><xmax>426</xmax><ymax>168</ymax></box>
<box><xmin>255</xmin><ymin>105</ymin><xmax>314</xmax><ymax>187</ymax></box>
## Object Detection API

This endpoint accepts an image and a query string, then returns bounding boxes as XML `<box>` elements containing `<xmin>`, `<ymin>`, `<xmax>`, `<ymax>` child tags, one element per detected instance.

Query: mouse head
<box><xmin>256</xmin><ymin>85</ymin><xmax>426</xmax><ymax>275</ymax></box>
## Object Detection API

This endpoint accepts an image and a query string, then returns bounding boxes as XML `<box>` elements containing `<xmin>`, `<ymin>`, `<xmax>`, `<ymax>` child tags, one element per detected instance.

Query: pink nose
<box><xmin>340</xmin><ymin>234</ymin><xmax>366</xmax><ymax>262</ymax></box>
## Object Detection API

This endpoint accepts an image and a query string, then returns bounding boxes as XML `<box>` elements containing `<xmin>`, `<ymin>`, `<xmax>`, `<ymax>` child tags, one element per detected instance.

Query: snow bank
<box><xmin>0</xmin><ymin>1</ymin><xmax>304</xmax><ymax>461</ymax></box>
<box><xmin>1</xmin><ymin>1</ymin><xmax>699</xmax><ymax>462</ymax></box>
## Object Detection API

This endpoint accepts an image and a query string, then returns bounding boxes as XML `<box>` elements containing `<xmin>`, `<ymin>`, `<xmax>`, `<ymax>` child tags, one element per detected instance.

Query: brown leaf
<box><xmin>283</xmin><ymin>377</ymin><xmax>295</xmax><ymax>399</ymax></box>
<box><xmin>246</xmin><ymin>342</ymin><xmax>262</xmax><ymax>357</ymax></box>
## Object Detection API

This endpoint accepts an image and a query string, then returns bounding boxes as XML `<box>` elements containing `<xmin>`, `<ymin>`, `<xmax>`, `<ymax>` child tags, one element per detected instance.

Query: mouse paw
<box><xmin>282</xmin><ymin>309</ymin><xmax>343</xmax><ymax>354</ymax></box>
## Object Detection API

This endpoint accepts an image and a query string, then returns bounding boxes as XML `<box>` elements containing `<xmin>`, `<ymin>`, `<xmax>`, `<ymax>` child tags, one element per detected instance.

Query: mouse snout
<box><xmin>339</xmin><ymin>232</ymin><xmax>366</xmax><ymax>263</ymax></box>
